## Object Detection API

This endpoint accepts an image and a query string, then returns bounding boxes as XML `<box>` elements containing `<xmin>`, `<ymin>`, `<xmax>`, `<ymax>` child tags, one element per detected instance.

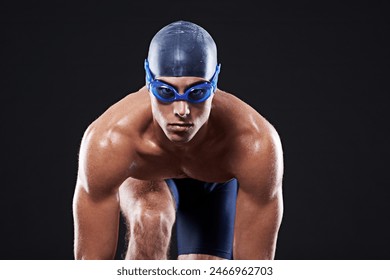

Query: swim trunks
<box><xmin>165</xmin><ymin>178</ymin><xmax>238</xmax><ymax>259</ymax></box>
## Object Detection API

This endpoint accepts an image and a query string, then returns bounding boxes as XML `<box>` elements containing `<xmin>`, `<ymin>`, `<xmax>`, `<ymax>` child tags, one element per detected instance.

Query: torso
<box><xmin>91</xmin><ymin>86</ymin><xmax>272</xmax><ymax>184</ymax></box>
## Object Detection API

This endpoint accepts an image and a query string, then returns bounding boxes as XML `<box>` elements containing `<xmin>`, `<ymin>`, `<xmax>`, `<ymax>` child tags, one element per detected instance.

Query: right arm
<box><xmin>73</xmin><ymin>182</ymin><xmax>120</xmax><ymax>259</ymax></box>
<box><xmin>72</xmin><ymin>124</ymin><xmax>132</xmax><ymax>259</ymax></box>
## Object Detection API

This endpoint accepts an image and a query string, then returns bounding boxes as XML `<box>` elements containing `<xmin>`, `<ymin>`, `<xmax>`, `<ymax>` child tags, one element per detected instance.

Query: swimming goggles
<box><xmin>144</xmin><ymin>59</ymin><xmax>221</xmax><ymax>103</ymax></box>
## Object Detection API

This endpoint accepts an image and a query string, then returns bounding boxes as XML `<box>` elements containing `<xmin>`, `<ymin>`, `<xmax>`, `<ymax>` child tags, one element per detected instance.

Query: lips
<box><xmin>167</xmin><ymin>123</ymin><xmax>194</xmax><ymax>132</ymax></box>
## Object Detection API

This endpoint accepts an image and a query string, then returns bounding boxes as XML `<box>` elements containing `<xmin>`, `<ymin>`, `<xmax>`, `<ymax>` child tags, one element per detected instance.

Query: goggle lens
<box><xmin>145</xmin><ymin>59</ymin><xmax>220</xmax><ymax>104</ymax></box>
<box><xmin>154</xmin><ymin>85</ymin><xmax>175</xmax><ymax>100</ymax></box>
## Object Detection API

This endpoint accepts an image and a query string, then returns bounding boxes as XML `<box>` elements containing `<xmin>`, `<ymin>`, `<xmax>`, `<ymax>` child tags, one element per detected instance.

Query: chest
<box><xmin>127</xmin><ymin>147</ymin><xmax>233</xmax><ymax>182</ymax></box>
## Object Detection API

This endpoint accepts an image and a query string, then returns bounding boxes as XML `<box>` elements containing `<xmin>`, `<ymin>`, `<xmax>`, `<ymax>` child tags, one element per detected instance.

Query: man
<box><xmin>72</xmin><ymin>20</ymin><xmax>284</xmax><ymax>260</ymax></box>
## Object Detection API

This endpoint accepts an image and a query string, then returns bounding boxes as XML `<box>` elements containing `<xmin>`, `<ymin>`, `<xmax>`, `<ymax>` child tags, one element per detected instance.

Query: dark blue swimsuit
<box><xmin>165</xmin><ymin>178</ymin><xmax>239</xmax><ymax>259</ymax></box>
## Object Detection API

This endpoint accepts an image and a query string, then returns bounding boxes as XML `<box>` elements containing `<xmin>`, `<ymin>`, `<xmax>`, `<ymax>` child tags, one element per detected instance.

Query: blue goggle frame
<box><xmin>144</xmin><ymin>59</ymin><xmax>221</xmax><ymax>103</ymax></box>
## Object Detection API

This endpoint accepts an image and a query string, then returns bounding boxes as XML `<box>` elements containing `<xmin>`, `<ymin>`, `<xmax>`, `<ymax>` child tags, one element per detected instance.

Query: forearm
<box><xmin>233</xmin><ymin>190</ymin><xmax>283</xmax><ymax>260</ymax></box>
<box><xmin>73</xmin><ymin>186</ymin><xmax>120</xmax><ymax>259</ymax></box>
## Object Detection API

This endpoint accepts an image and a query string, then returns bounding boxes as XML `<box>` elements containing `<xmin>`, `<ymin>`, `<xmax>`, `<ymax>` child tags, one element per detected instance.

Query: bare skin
<box><xmin>73</xmin><ymin>76</ymin><xmax>284</xmax><ymax>260</ymax></box>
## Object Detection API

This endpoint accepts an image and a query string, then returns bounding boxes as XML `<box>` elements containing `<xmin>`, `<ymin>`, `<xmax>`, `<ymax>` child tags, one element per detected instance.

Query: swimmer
<box><xmin>72</xmin><ymin>20</ymin><xmax>284</xmax><ymax>260</ymax></box>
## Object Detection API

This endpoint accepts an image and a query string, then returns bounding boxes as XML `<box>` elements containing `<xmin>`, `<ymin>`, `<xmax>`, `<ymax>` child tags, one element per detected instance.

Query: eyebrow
<box><xmin>156</xmin><ymin>79</ymin><xmax>208</xmax><ymax>91</ymax></box>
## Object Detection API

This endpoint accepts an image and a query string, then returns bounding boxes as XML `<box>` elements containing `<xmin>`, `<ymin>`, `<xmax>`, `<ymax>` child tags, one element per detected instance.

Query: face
<box><xmin>149</xmin><ymin>76</ymin><xmax>214</xmax><ymax>143</ymax></box>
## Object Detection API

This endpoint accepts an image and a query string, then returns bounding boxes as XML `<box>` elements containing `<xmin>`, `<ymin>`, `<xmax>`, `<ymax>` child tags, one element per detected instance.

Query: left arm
<box><xmin>233</xmin><ymin>126</ymin><xmax>284</xmax><ymax>260</ymax></box>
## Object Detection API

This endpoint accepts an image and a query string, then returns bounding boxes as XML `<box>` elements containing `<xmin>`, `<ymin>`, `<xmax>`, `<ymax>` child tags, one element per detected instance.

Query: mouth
<box><xmin>167</xmin><ymin>123</ymin><xmax>194</xmax><ymax>132</ymax></box>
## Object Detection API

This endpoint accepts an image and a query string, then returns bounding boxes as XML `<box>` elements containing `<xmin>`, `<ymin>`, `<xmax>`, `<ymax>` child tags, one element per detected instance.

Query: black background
<box><xmin>1</xmin><ymin>0</ymin><xmax>389</xmax><ymax>260</ymax></box>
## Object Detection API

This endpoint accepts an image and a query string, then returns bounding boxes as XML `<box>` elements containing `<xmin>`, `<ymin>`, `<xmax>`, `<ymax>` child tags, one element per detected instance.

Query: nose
<box><xmin>173</xmin><ymin>101</ymin><xmax>190</xmax><ymax>118</ymax></box>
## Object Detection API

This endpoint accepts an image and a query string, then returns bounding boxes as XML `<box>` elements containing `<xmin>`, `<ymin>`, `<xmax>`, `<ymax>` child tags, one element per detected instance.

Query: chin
<box><xmin>166</xmin><ymin>132</ymin><xmax>195</xmax><ymax>144</ymax></box>
<box><xmin>163</xmin><ymin>126</ymin><xmax>199</xmax><ymax>144</ymax></box>
<box><xmin>168</xmin><ymin>135</ymin><xmax>193</xmax><ymax>144</ymax></box>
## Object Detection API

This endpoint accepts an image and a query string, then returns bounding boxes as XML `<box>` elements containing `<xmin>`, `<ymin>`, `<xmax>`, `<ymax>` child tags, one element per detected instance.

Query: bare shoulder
<box><xmin>76</xmin><ymin>88</ymin><xmax>151</xmax><ymax>197</ymax></box>
<box><xmin>214</xmin><ymin>90</ymin><xmax>284</xmax><ymax>196</ymax></box>
<box><xmin>214</xmin><ymin>90</ymin><xmax>283</xmax><ymax>152</ymax></box>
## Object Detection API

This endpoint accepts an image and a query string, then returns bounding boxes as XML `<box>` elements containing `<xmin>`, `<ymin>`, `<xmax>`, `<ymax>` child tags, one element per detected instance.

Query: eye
<box><xmin>188</xmin><ymin>88</ymin><xmax>207</xmax><ymax>100</ymax></box>
<box><xmin>156</xmin><ymin>86</ymin><xmax>175</xmax><ymax>99</ymax></box>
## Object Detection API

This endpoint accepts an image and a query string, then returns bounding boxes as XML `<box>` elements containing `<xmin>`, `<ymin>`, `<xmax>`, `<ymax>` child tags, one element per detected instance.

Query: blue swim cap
<box><xmin>147</xmin><ymin>20</ymin><xmax>218</xmax><ymax>80</ymax></box>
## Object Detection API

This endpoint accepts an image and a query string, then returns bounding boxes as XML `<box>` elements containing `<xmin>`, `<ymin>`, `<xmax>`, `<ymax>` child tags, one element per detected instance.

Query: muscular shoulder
<box><xmin>213</xmin><ymin>90</ymin><xmax>282</xmax><ymax>154</ymax></box>
<box><xmin>214</xmin><ymin>90</ymin><xmax>284</xmax><ymax>197</ymax></box>
<box><xmin>76</xmin><ymin>89</ymin><xmax>151</xmax><ymax>196</ymax></box>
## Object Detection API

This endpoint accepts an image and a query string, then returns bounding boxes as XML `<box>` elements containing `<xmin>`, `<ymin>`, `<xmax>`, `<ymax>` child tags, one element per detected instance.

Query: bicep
<box><xmin>76</xmin><ymin>123</ymin><xmax>132</xmax><ymax>199</ymax></box>
<box><xmin>73</xmin><ymin>169</ymin><xmax>122</xmax><ymax>259</ymax></box>
<box><xmin>72</xmin><ymin>125</ymin><xmax>131</xmax><ymax>259</ymax></box>
<box><xmin>233</xmin><ymin>126</ymin><xmax>284</xmax><ymax>259</ymax></box>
